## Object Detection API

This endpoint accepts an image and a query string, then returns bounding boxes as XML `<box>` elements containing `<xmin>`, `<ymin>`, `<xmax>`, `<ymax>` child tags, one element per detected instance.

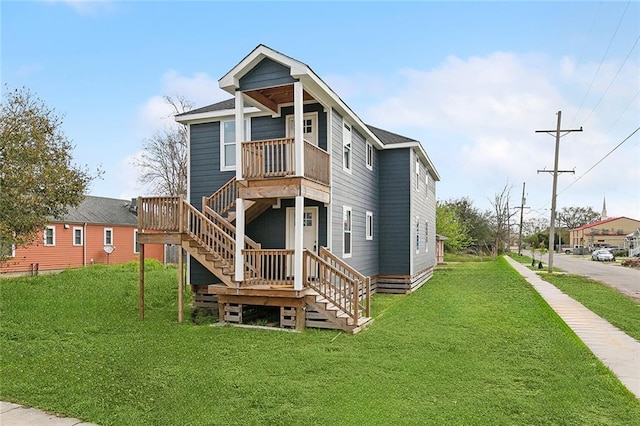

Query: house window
<box><xmin>425</xmin><ymin>221</ymin><xmax>429</xmax><ymax>253</ymax></box>
<box><xmin>343</xmin><ymin>123</ymin><xmax>352</xmax><ymax>173</ymax></box>
<box><xmin>415</xmin><ymin>217</ymin><xmax>420</xmax><ymax>253</ymax></box>
<box><xmin>286</xmin><ymin>113</ymin><xmax>318</xmax><ymax>145</ymax></box>
<box><xmin>343</xmin><ymin>206</ymin><xmax>352</xmax><ymax>258</ymax></box>
<box><xmin>0</xmin><ymin>237</ymin><xmax>15</xmax><ymax>258</ymax></box>
<box><xmin>365</xmin><ymin>141</ymin><xmax>373</xmax><ymax>171</ymax></box>
<box><xmin>366</xmin><ymin>211</ymin><xmax>373</xmax><ymax>240</ymax></box>
<box><xmin>426</xmin><ymin>173</ymin><xmax>430</xmax><ymax>197</ymax></box>
<box><xmin>104</xmin><ymin>228</ymin><xmax>113</xmax><ymax>246</ymax></box>
<box><xmin>416</xmin><ymin>160</ymin><xmax>420</xmax><ymax>190</ymax></box>
<box><xmin>73</xmin><ymin>227</ymin><xmax>83</xmax><ymax>246</ymax></box>
<box><xmin>44</xmin><ymin>226</ymin><xmax>55</xmax><ymax>246</ymax></box>
<box><xmin>303</xmin><ymin>211</ymin><xmax>313</xmax><ymax>227</ymax></box>
<box><xmin>221</xmin><ymin>119</ymin><xmax>249</xmax><ymax>171</ymax></box>
<box><xmin>134</xmin><ymin>229</ymin><xmax>139</xmax><ymax>254</ymax></box>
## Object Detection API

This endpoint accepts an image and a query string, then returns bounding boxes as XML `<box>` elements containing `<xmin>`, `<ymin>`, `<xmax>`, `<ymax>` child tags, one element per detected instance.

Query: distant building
<box><xmin>1</xmin><ymin>196</ymin><xmax>165</xmax><ymax>276</ymax></box>
<box><xmin>569</xmin><ymin>216</ymin><xmax>640</xmax><ymax>250</ymax></box>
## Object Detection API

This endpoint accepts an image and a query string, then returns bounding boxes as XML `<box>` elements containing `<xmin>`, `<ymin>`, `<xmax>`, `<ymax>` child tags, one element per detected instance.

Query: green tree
<box><xmin>445</xmin><ymin>197</ymin><xmax>493</xmax><ymax>253</ymax></box>
<box><xmin>0</xmin><ymin>86</ymin><xmax>97</xmax><ymax>258</ymax></box>
<box><xmin>436</xmin><ymin>202</ymin><xmax>473</xmax><ymax>252</ymax></box>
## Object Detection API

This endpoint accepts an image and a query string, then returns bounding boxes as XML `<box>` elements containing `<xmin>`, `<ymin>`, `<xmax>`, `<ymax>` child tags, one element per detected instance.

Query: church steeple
<box><xmin>601</xmin><ymin>197</ymin><xmax>607</xmax><ymax>220</ymax></box>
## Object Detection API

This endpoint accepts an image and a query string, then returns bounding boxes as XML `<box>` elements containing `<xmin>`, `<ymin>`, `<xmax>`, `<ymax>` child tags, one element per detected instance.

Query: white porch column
<box><xmin>294</xmin><ymin>81</ymin><xmax>304</xmax><ymax>177</ymax></box>
<box><xmin>234</xmin><ymin>198</ymin><xmax>245</xmax><ymax>284</ymax></box>
<box><xmin>293</xmin><ymin>195</ymin><xmax>304</xmax><ymax>290</ymax></box>
<box><xmin>234</xmin><ymin>90</ymin><xmax>245</xmax><ymax>284</ymax></box>
<box><xmin>235</xmin><ymin>90</ymin><xmax>244</xmax><ymax>181</ymax></box>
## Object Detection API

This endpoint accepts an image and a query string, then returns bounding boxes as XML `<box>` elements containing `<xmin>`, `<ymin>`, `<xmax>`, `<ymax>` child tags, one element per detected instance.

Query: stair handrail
<box><xmin>303</xmin><ymin>250</ymin><xmax>365</xmax><ymax>321</ymax></box>
<box><xmin>319</xmin><ymin>247</ymin><xmax>370</xmax><ymax>317</ymax></box>
<box><xmin>181</xmin><ymin>200</ymin><xmax>236</xmax><ymax>267</ymax></box>
<box><xmin>203</xmin><ymin>177</ymin><xmax>237</xmax><ymax>218</ymax></box>
<box><xmin>202</xmin><ymin>204</ymin><xmax>261</xmax><ymax>251</ymax></box>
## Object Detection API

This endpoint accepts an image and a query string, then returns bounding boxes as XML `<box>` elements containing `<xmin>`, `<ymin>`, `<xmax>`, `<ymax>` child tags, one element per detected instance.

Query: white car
<box><xmin>591</xmin><ymin>249</ymin><xmax>614</xmax><ymax>261</ymax></box>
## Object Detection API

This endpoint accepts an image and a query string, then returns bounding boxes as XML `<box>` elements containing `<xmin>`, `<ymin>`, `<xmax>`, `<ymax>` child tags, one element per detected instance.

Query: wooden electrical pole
<box><xmin>536</xmin><ymin>111</ymin><xmax>582</xmax><ymax>273</ymax></box>
<box><xmin>515</xmin><ymin>182</ymin><xmax>528</xmax><ymax>256</ymax></box>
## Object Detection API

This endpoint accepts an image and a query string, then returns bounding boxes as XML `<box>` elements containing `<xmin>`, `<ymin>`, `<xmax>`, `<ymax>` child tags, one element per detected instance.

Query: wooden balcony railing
<box><xmin>138</xmin><ymin>196</ymin><xmax>181</xmax><ymax>232</ymax></box>
<box><xmin>319</xmin><ymin>246</ymin><xmax>370</xmax><ymax>316</ymax></box>
<box><xmin>203</xmin><ymin>177</ymin><xmax>237</xmax><ymax>218</ymax></box>
<box><xmin>243</xmin><ymin>249</ymin><xmax>294</xmax><ymax>286</ymax></box>
<box><xmin>241</xmin><ymin>138</ymin><xmax>330</xmax><ymax>186</ymax></box>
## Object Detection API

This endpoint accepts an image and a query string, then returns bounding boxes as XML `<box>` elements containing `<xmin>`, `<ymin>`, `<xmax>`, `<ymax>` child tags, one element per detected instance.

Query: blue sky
<box><xmin>2</xmin><ymin>1</ymin><xmax>639</xmax><ymax>223</ymax></box>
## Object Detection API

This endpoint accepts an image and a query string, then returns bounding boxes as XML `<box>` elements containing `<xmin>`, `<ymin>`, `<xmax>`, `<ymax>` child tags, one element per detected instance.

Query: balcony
<box><xmin>239</xmin><ymin>137</ymin><xmax>330</xmax><ymax>203</ymax></box>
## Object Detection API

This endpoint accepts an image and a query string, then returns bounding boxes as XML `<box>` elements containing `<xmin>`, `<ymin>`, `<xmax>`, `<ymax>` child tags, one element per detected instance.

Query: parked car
<box><xmin>591</xmin><ymin>249</ymin><xmax>615</xmax><ymax>261</ymax></box>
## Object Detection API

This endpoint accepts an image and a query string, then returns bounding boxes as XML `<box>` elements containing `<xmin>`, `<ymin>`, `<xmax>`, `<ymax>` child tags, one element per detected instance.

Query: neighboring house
<box><xmin>137</xmin><ymin>45</ymin><xmax>440</xmax><ymax>332</ymax></box>
<box><xmin>569</xmin><ymin>217</ymin><xmax>640</xmax><ymax>250</ymax></box>
<box><xmin>436</xmin><ymin>234</ymin><xmax>448</xmax><ymax>264</ymax></box>
<box><xmin>1</xmin><ymin>196</ymin><xmax>164</xmax><ymax>276</ymax></box>
<box><xmin>625</xmin><ymin>228</ymin><xmax>640</xmax><ymax>257</ymax></box>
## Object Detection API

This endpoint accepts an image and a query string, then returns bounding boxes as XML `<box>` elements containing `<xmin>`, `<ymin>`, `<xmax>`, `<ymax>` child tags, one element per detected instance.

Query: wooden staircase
<box><xmin>138</xmin><ymin>177</ymin><xmax>371</xmax><ymax>333</ymax></box>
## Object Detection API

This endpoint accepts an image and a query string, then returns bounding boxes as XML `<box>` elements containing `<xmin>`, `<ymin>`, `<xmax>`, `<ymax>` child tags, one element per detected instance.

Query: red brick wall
<box><xmin>1</xmin><ymin>223</ymin><xmax>165</xmax><ymax>274</ymax></box>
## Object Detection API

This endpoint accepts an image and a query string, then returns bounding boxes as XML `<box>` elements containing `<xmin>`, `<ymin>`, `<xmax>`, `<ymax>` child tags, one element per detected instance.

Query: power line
<box><xmin>558</xmin><ymin>125</ymin><xmax>640</xmax><ymax>195</ymax></box>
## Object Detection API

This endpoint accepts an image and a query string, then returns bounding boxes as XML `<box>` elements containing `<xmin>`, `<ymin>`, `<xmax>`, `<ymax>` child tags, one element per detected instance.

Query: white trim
<box><xmin>286</xmin><ymin>111</ymin><xmax>318</xmax><ymax>146</ymax></box>
<box><xmin>293</xmin><ymin>196</ymin><xmax>304</xmax><ymax>290</ymax></box>
<box><xmin>366</xmin><ymin>211</ymin><xmax>373</xmax><ymax>241</ymax></box>
<box><xmin>342</xmin><ymin>122</ymin><xmax>352</xmax><ymax>174</ymax></box>
<box><xmin>72</xmin><ymin>226</ymin><xmax>84</xmax><ymax>247</ymax></box>
<box><xmin>326</xmin><ymin>107</ymin><xmax>333</xmax><ymax>251</ymax></box>
<box><xmin>175</xmin><ymin>106</ymin><xmax>261</xmax><ymax>124</ymax></box>
<box><xmin>294</xmin><ymin>81</ymin><xmax>304</xmax><ymax>177</ymax></box>
<box><xmin>343</xmin><ymin>206</ymin><xmax>352</xmax><ymax>258</ymax></box>
<box><xmin>104</xmin><ymin>228</ymin><xmax>113</xmax><ymax>246</ymax></box>
<box><xmin>133</xmin><ymin>229</ymin><xmax>139</xmax><ymax>254</ymax></box>
<box><xmin>365</xmin><ymin>141</ymin><xmax>373</xmax><ymax>171</ymax></box>
<box><xmin>44</xmin><ymin>226</ymin><xmax>56</xmax><ymax>246</ymax></box>
<box><xmin>234</xmin><ymin>198</ymin><xmax>245</xmax><ymax>282</ymax></box>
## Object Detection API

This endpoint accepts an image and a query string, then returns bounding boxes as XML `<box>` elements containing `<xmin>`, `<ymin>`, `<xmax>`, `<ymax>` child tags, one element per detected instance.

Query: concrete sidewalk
<box><xmin>505</xmin><ymin>256</ymin><xmax>640</xmax><ymax>399</ymax></box>
<box><xmin>0</xmin><ymin>401</ymin><xmax>98</xmax><ymax>425</ymax></box>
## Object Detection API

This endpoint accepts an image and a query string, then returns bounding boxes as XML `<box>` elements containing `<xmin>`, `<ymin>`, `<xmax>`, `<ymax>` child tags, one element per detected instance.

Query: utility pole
<box><xmin>515</xmin><ymin>182</ymin><xmax>529</xmax><ymax>256</ymax></box>
<box><xmin>536</xmin><ymin>111</ymin><xmax>582</xmax><ymax>273</ymax></box>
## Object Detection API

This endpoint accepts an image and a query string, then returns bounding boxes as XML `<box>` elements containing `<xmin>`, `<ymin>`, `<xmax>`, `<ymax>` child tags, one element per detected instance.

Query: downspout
<box><xmin>83</xmin><ymin>222</ymin><xmax>87</xmax><ymax>267</ymax></box>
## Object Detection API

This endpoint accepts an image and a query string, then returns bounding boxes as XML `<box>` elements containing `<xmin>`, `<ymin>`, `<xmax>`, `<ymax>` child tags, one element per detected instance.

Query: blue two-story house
<box><xmin>137</xmin><ymin>45</ymin><xmax>440</xmax><ymax>333</ymax></box>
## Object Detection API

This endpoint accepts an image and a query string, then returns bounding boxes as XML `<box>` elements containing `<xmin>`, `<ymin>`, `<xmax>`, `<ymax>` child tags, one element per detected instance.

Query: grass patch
<box><xmin>540</xmin><ymin>273</ymin><xmax>640</xmax><ymax>341</ymax></box>
<box><xmin>1</xmin><ymin>261</ymin><xmax>639</xmax><ymax>425</ymax></box>
<box><xmin>443</xmin><ymin>252</ymin><xmax>494</xmax><ymax>262</ymax></box>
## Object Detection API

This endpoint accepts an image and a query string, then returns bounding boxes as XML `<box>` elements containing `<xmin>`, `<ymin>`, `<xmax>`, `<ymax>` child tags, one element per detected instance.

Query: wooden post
<box><xmin>138</xmin><ymin>243</ymin><xmax>145</xmax><ymax>320</ymax></box>
<box><xmin>365</xmin><ymin>277</ymin><xmax>371</xmax><ymax>317</ymax></box>
<box><xmin>178</xmin><ymin>245</ymin><xmax>184</xmax><ymax>323</ymax></box>
<box><xmin>295</xmin><ymin>306</ymin><xmax>305</xmax><ymax>331</ymax></box>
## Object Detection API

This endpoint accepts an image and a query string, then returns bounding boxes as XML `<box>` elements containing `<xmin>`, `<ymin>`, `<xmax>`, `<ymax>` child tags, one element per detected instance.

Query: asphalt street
<box><xmin>545</xmin><ymin>253</ymin><xmax>640</xmax><ymax>300</ymax></box>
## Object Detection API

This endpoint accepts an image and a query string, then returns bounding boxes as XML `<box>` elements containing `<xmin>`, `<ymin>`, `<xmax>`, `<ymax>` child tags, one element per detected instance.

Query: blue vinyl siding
<box><xmin>330</xmin><ymin>110</ymin><xmax>379</xmax><ymax>276</ymax></box>
<box><xmin>379</xmin><ymin>149</ymin><xmax>411</xmax><ymax>275</ymax></box>
<box><xmin>251</xmin><ymin>103</ymin><xmax>326</xmax><ymax>150</ymax></box>
<box><xmin>411</xmin><ymin>151</ymin><xmax>437</xmax><ymax>273</ymax></box>
<box><xmin>239</xmin><ymin>58</ymin><xmax>295</xmax><ymax>91</ymax></box>
<box><xmin>189</xmin><ymin>121</ymin><xmax>233</xmax><ymax>285</ymax></box>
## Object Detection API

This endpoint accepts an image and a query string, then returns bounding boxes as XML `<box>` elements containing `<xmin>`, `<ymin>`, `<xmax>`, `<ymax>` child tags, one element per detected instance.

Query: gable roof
<box><xmin>55</xmin><ymin>196</ymin><xmax>138</xmax><ymax>226</ymax></box>
<box><xmin>178</xmin><ymin>98</ymin><xmax>235</xmax><ymax>116</ymax></box>
<box><xmin>366</xmin><ymin>125</ymin><xmax>418</xmax><ymax>145</ymax></box>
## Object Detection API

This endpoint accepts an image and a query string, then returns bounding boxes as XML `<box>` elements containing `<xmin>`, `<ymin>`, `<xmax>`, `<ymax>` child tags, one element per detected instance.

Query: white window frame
<box><xmin>0</xmin><ymin>240</ymin><xmax>15</xmax><ymax>258</ymax></box>
<box><xmin>72</xmin><ymin>226</ymin><xmax>83</xmax><ymax>246</ymax></box>
<box><xmin>343</xmin><ymin>122</ymin><xmax>352</xmax><ymax>174</ymax></box>
<box><xmin>104</xmin><ymin>228</ymin><xmax>113</xmax><ymax>246</ymax></box>
<box><xmin>415</xmin><ymin>217</ymin><xmax>420</xmax><ymax>254</ymax></box>
<box><xmin>426</xmin><ymin>172</ymin><xmax>430</xmax><ymax>198</ymax></box>
<box><xmin>44</xmin><ymin>226</ymin><xmax>56</xmax><ymax>246</ymax></box>
<box><xmin>366</xmin><ymin>211</ymin><xmax>373</xmax><ymax>240</ymax></box>
<box><xmin>365</xmin><ymin>141</ymin><xmax>373</xmax><ymax>171</ymax></box>
<box><xmin>416</xmin><ymin>160</ymin><xmax>420</xmax><ymax>190</ymax></box>
<box><xmin>220</xmin><ymin>119</ymin><xmax>250</xmax><ymax>172</ymax></box>
<box><xmin>286</xmin><ymin>112</ymin><xmax>318</xmax><ymax>146</ymax></box>
<box><xmin>343</xmin><ymin>206</ymin><xmax>352</xmax><ymax>258</ymax></box>
<box><xmin>133</xmin><ymin>229</ymin><xmax>139</xmax><ymax>254</ymax></box>
<box><xmin>425</xmin><ymin>221</ymin><xmax>429</xmax><ymax>253</ymax></box>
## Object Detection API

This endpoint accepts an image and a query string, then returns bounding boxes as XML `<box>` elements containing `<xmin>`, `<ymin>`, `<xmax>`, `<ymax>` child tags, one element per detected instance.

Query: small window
<box><xmin>415</xmin><ymin>217</ymin><xmax>420</xmax><ymax>253</ymax></box>
<box><xmin>0</xmin><ymin>237</ymin><xmax>15</xmax><ymax>258</ymax></box>
<box><xmin>416</xmin><ymin>160</ymin><xmax>420</xmax><ymax>190</ymax></box>
<box><xmin>343</xmin><ymin>123</ymin><xmax>352</xmax><ymax>173</ymax></box>
<box><xmin>365</xmin><ymin>141</ymin><xmax>373</xmax><ymax>171</ymax></box>
<box><xmin>426</xmin><ymin>173</ymin><xmax>430</xmax><ymax>197</ymax></box>
<box><xmin>104</xmin><ymin>228</ymin><xmax>113</xmax><ymax>246</ymax></box>
<box><xmin>221</xmin><ymin>119</ymin><xmax>249</xmax><ymax>171</ymax></box>
<box><xmin>44</xmin><ymin>226</ymin><xmax>55</xmax><ymax>246</ymax></box>
<box><xmin>366</xmin><ymin>211</ymin><xmax>373</xmax><ymax>240</ymax></box>
<box><xmin>134</xmin><ymin>229</ymin><xmax>140</xmax><ymax>254</ymax></box>
<box><xmin>343</xmin><ymin>206</ymin><xmax>352</xmax><ymax>258</ymax></box>
<box><xmin>425</xmin><ymin>221</ymin><xmax>429</xmax><ymax>253</ymax></box>
<box><xmin>303</xmin><ymin>212</ymin><xmax>313</xmax><ymax>227</ymax></box>
<box><xmin>73</xmin><ymin>227</ymin><xmax>83</xmax><ymax>246</ymax></box>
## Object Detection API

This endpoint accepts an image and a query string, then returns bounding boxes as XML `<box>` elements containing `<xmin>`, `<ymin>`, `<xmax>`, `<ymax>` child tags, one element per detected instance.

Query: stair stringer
<box><xmin>181</xmin><ymin>239</ymin><xmax>235</xmax><ymax>287</ymax></box>
<box><xmin>304</xmin><ymin>292</ymin><xmax>371</xmax><ymax>334</ymax></box>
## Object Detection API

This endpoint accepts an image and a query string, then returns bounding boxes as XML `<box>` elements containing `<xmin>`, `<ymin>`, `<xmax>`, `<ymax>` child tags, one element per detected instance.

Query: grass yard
<box><xmin>1</xmin><ymin>260</ymin><xmax>639</xmax><ymax>425</ymax></box>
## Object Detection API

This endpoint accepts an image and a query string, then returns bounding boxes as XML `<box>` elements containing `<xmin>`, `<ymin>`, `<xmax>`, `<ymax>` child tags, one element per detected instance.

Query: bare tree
<box><xmin>489</xmin><ymin>182</ymin><xmax>518</xmax><ymax>257</ymax></box>
<box><xmin>134</xmin><ymin>95</ymin><xmax>193</xmax><ymax>196</ymax></box>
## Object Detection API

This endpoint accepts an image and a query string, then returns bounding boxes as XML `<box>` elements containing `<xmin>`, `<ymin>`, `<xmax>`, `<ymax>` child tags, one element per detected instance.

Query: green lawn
<box><xmin>1</xmin><ymin>260</ymin><xmax>639</xmax><ymax>425</ymax></box>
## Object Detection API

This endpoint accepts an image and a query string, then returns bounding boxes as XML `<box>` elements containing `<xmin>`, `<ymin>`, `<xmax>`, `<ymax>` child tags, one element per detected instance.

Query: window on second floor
<box><xmin>44</xmin><ymin>226</ymin><xmax>55</xmax><ymax>246</ymax></box>
<box><xmin>343</xmin><ymin>206</ymin><xmax>352</xmax><ymax>258</ymax></box>
<box><xmin>0</xmin><ymin>237</ymin><xmax>15</xmax><ymax>258</ymax></box>
<box><xmin>221</xmin><ymin>119</ymin><xmax>249</xmax><ymax>171</ymax></box>
<box><xmin>343</xmin><ymin>123</ymin><xmax>352</xmax><ymax>173</ymax></box>
<box><xmin>366</xmin><ymin>211</ymin><xmax>373</xmax><ymax>240</ymax></box>
<box><xmin>365</xmin><ymin>141</ymin><xmax>373</xmax><ymax>171</ymax></box>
